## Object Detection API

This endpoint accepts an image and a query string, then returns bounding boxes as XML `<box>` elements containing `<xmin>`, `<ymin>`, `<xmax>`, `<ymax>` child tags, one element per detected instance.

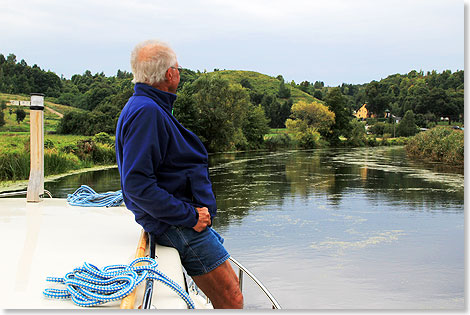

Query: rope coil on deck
<box><xmin>66</xmin><ymin>185</ymin><xmax>123</xmax><ymax>207</ymax></box>
<box><xmin>43</xmin><ymin>257</ymin><xmax>195</xmax><ymax>308</ymax></box>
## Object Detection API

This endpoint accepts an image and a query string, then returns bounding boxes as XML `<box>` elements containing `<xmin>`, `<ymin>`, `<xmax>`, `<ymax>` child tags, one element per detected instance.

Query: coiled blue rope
<box><xmin>43</xmin><ymin>257</ymin><xmax>195</xmax><ymax>308</ymax></box>
<box><xmin>67</xmin><ymin>185</ymin><xmax>123</xmax><ymax>207</ymax></box>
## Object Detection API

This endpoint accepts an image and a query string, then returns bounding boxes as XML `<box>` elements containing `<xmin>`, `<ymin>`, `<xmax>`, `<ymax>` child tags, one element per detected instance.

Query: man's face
<box><xmin>168</xmin><ymin>63</ymin><xmax>181</xmax><ymax>94</ymax></box>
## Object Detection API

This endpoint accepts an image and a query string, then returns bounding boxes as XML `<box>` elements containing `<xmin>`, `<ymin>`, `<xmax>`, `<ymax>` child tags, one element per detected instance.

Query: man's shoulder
<box><xmin>127</xmin><ymin>95</ymin><xmax>165</xmax><ymax>115</ymax></box>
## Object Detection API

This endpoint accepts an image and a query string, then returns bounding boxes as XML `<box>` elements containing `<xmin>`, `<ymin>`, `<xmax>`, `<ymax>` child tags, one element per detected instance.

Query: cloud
<box><xmin>0</xmin><ymin>0</ymin><xmax>463</xmax><ymax>84</ymax></box>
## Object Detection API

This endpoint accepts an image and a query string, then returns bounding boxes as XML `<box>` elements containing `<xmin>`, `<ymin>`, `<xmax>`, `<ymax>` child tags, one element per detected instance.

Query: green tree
<box><xmin>279</xmin><ymin>99</ymin><xmax>293</xmax><ymax>128</ymax></box>
<box><xmin>177</xmin><ymin>68</ymin><xmax>198</xmax><ymax>93</ymax></box>
<box><xmin>365</xmin><ymin>81</ymin><xmax>390</xmax><ymax>117</ymax></box>
<box><xmin>396</xmin><ymin>110</ymin><xmax>418</xmax><ymax>137</ymax></box>
<box><xmin>278</xmin><ymin>80</ymin><xmax>291</xmax><ymax>98</ymax></box>
<box><xmin>0</xmin><ymin>111</ymin><xmax>5</xmax><ymax>127</ymax></box>
<box><xmin>15</xmin><ymin>108</ymin><xmax>26</xmax><ymax>124</ymax></box>
<box><xmin>260</xmin><ymin>94</ymin><xmax>280</xmax><ymax>128</ymax></box>
<box><xmin>173</xmin><ymin>83</ymin><xmax>199</xmax><ymax>131</ymax></box>
<box><xmin>405</xmin><ymin>79</ymin><xmax>429</xmax><ymax>114</ymax></box>
<box><xmin>242</xmin><ymin>105</ymin><xmax>270</xmax><ymax>150</ymax></box>
<box><xmin>313</xmin><ymin>81</ymin><xmax>324</xmax><ymax>89</ymax></box>
<box><xmin>57</xmin><ymin>112</ymin><xmax>86</xmax><ymax>134</ymax></box>
<box><xmin>240</xmin><ymin>78</ymin><xmax>253</xmax><ymax>89</ymax></box>
<box><xmin>369</xmin><ymin>122</ymin><xmax>386</xmax><ymax>136</ymax></box>
<box><xmin>313</xmin><ymin>90</ymin><xmax>323</xmax><ymax>100</ymax></box>
<box><xmin>286</xmin><ymin>100</ymin><xmax>335</xmax><ymax>148</ymax></box>
<box><xmin>346</xmin><ymin>120</ymin><xmax>367</xmax><ymax>146</ymax></box>
<box><xmin>299</xmin><ymin>81</ymin><xmax>311</xmax><ymax>93</ymax></box>
<box><xmin>82</xmin><ymin>81</ymin><xmax>115</xmax><ymax>111</ymax></box>
<box><xmin>324</xmin><ymin>87</ymin><xmax>352</xmax><ymax>145</ymax></box>
<box><xmin>175</xmin><ymin>75</ymin><xmax>253</xmax><ymax>152</ymax></box>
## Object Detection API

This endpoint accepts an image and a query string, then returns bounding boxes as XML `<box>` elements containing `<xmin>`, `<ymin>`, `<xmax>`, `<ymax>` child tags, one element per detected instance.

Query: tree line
<box><xmin>0</xmin><ymin>54</ymin><xmax>62</xmax><ymax>97</ymax></box>
<box><xmin>0</xmin><ymin>52</ymin><xmax>464</xmax><ymax>152</ymax></box>
<box><xmin>364</xmin><ymin>70</ymin><xmax>464</xmax><ymax>127</ymax></box>
<box><xmin>292</xmin><ymin>69</ymin><xmax>464</xmax><ymax>127</ymax></box>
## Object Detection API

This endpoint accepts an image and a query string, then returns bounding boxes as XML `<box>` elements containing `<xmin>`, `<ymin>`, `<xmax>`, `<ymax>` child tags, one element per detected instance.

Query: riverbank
<box><xmin>0</xmin><ymin>164</ymin><xmax>117</xmax><ymax>193</ymax></box>
<box><xmin>0</xmin><ymin>132</ymin><xmax>115</xmax><ymax>181</ymax></box>
<box><xmin>405</xmin><ymin>126</ymin><xmax>464</xmax><ymax>166</ymax></box>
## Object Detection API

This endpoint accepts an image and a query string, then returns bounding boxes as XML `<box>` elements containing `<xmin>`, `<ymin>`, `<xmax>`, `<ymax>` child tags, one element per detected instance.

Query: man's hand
<box><xmin>193</xmin><ymin>207</ymin><xmax>211</xmax><ymax>232</ymax></box>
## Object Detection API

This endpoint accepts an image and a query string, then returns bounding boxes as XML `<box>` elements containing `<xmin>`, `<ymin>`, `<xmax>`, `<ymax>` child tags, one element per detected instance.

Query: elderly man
<box><xmin>115</xmin><ymin>40</ymin><xmax>243</xmax><ymax>309</ymax></box>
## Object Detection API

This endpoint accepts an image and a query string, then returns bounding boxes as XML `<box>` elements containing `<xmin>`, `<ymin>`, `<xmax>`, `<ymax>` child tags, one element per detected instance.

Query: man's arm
<box><xmin>121</xmin><ymin>105</ymin><xmax>198</xmax><ymax>228</ymax></box>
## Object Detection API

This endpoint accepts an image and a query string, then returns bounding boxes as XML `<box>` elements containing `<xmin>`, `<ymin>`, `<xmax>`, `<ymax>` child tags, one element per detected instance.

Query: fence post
<box><xmin>26</xmin><ymin>93</ymin><xmax>45</xmax><ymax>203</ymax></box>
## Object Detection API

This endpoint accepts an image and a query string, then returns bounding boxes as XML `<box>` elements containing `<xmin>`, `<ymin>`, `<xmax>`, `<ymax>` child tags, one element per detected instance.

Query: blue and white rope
<box><xmin>67</xmin><ymin>185</ymin><xmax>123</xmax><ymax>207</ymax></box>
<box><xmin>43</xmin><ymin>257</ymin><xmax>195</xmax><ymax>308</ymax></box>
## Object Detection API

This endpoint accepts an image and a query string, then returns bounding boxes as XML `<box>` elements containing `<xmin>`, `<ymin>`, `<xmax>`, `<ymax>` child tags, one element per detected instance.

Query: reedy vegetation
<box><xmin>0</xmin><ymin>133</ymin><xmax>115</xmax><ymax>181</ymax></box>
<box><xmin>405</xmin><ymin>126</ymin><xmax>464</xmax><ymax>166</ymax></box>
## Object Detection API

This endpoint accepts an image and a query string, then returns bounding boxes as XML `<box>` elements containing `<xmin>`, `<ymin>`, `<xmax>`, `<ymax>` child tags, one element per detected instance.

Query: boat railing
<box><xmin>229</xmin><ymin>257</ymin><xmax>282</xmax><ymax>309</ymax></box>
<box><xmin>0</xmin><ymin>190</ymin><xmax>52</xmax><ymax>198</ymax></box>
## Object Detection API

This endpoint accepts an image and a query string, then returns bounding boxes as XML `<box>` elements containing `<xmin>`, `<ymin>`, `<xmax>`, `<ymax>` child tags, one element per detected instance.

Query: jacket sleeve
<box><xmin>120</xmin><ymin>104</ymin><xmax>198</xmax><ymax>228</ymax></box>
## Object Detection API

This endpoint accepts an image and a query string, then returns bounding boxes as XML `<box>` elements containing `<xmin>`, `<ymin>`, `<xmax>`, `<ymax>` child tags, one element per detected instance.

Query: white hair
<box><xmin>130</xmin><ymin>40</ymin><xmax>177</xmax><ymax>85</ymax></box>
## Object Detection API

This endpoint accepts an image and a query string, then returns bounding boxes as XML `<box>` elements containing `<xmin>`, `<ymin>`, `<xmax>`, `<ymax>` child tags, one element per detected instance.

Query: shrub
<box><xmin>369</xmin><ymin>122</ymin><xmax>386</xmax><ymax>136</ymax></box>
<box><xmin>264</xmin><ymin>133</ymin><xmax>293</xmax><ymax>151</ymax></box>
<box><xmin>0</xmin><ymin>111</ymin><xmax>5</xmax><ymax>127</ymax></box>
<box><xmin>405</xmin><ymin>126</ymin><xmax>463</xmax><ymax>165</ymax></box>
<box><xmin>45</xmin><ymin>150</ymin><xmax>81</xmax><ymax>175</ymax></box>
<box><xmin>297</xmin><ymin>129</ymin><xmax>323</xmax><ymax>148</ymax></box>
<box><xmin>94</xmin><ymin>132</ymin><xmax>114</xmax><ymax>146</ymax></box>
<box><xmin>92</xmin><ymin>143</ymin><xmax>116</xmax><ymax>164</ymax></box>
<box><xmin>44</xmin><ymin>138</ymin><xmax>55</xmax><ymax>149</ymax></box>
<box><xmin>74</xmin><ymin>139</ymin><xmax>96</xmax><ymax>161</ymax></box>
<box><xmin>346</xmin><ymin>120</ymin><xmax>367</xmax><ymax>147</ymax></box>
<box><xmin>15</xmin><ymin>108</ymin><xmax>26</xmax><ymax>124</ymax></box>
<box><xmin>366</xmin><ymin>136</ymin><xmax>378</xmax><ymax>147</ymax></box>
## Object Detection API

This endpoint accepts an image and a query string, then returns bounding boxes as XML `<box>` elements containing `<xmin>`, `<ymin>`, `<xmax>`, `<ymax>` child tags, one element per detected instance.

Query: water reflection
<box><xmin>45</xmin><ymin>168</ymin><xmax>121</xmax><ymax>198</ymax></box>
<box><xmin>209</xmin><ymin>147</ymin><xmax>463</xmax><ymax>229</ymax></box>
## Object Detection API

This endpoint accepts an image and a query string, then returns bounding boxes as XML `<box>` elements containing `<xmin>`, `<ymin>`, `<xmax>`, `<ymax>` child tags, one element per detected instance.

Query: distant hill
<box><xmin>206</xmin><ymin>70</ymin><xmax>321</xmax><ymax>104</ymax></box>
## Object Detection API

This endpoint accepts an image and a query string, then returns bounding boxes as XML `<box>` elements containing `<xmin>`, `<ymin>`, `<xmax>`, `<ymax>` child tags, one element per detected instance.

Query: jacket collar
<box><xmin>134</xmin><ymin>83</ymin><xmax>177</xmax><ymax>113</ymax></box>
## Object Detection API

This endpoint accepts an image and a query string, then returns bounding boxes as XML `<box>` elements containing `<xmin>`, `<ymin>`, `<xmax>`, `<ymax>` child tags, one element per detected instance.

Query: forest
<box><xmin>0</xmin><ymin>52</ymin><xmax>464</xmax><ymax>153</ymax></box>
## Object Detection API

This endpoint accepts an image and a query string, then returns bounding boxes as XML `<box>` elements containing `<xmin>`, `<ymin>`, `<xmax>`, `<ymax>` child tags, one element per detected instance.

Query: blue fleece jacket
<box><xmin>115</xmin><ymin>83</ymin><xmax>217</xmax><ymax>237</ymax></box>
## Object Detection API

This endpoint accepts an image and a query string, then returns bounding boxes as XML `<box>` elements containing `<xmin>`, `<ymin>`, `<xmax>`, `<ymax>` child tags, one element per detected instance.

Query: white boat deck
<box><xmin>0</xmin><ymin>198</ymin><xmax>204</xmax><ymax>309</ymax></box>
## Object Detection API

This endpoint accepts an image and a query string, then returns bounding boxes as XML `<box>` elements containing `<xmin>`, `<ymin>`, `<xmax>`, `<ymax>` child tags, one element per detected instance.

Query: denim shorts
<box><xmin>155</xmin><ymin>226</ymin><xmax>230</xmax><ymax>276</ymax></box>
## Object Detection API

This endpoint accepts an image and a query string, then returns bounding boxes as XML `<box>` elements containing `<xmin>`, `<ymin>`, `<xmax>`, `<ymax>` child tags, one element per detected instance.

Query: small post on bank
<box><xmin>26</xmin><ymin>93</ymin><xmax>45</xmax><ymax>203</ymax></box>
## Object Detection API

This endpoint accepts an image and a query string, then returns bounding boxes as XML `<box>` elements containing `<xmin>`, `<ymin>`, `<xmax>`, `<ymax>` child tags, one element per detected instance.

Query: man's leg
<box><xmin>192</xmin><ymin>260</ymin><xmax>244</xmax><ymax>309</ymax></box>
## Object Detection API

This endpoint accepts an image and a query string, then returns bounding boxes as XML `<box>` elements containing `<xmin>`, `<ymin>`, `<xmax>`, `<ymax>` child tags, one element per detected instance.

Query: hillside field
<box><xmin>209</xmin><ymin>70</ymin><xmax>320</xmax><ymax>104</ymax></box>
<box><xmin>0</xmin><ymin>93</ymin><xmax>86</xmax><ymax>133</ymax></box>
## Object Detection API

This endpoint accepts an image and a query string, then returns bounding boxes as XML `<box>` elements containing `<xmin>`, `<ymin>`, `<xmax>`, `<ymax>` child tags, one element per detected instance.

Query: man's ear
<box><xmin>165</xmin><ymin>69</ymin><xmax>172</xmax><ymax>82</ymax></box>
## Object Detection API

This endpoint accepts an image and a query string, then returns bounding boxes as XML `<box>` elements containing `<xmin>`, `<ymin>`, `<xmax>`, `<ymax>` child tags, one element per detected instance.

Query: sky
<box><xmin>0</xmin><ymin>0</ymin><xmax>464</xmax><ymax>86</ymax></box>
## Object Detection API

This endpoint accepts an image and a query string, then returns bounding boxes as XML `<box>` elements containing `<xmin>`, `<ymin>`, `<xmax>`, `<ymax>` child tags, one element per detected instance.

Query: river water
<box><xmin>43</xmin><ymin>146</ymin><xmax>464</xmax><ymax>309</ymax></box>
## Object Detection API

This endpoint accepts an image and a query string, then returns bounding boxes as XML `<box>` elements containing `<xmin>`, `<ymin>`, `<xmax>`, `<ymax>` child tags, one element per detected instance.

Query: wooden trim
<box><xmin>119</xmin><ymin>230</ymin><xmax>149</xmax><ymax>309</ymax></box>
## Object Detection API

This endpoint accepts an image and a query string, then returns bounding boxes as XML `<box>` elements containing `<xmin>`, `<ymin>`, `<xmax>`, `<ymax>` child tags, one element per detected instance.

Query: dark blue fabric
<box><xmin>156</xmin><ymin>226</ymin><xmax>229</xmax><ymax>276</ymax></box>
<box><xmin>115</xmin><ymin>83</ymin><xmax>217</xmax><ymax>237</ymax></box>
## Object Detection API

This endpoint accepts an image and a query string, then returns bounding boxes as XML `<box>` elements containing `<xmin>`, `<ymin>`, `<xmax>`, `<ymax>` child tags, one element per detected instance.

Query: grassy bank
<box><xmin>405</xmin><ymin>126</ymin><xmax>464</xmax><ymax>165</ymax></box>
<box><xmin>0</xmin><ymin>132</ymin><xmax>115</xmax><ymax>181</ymax></box>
